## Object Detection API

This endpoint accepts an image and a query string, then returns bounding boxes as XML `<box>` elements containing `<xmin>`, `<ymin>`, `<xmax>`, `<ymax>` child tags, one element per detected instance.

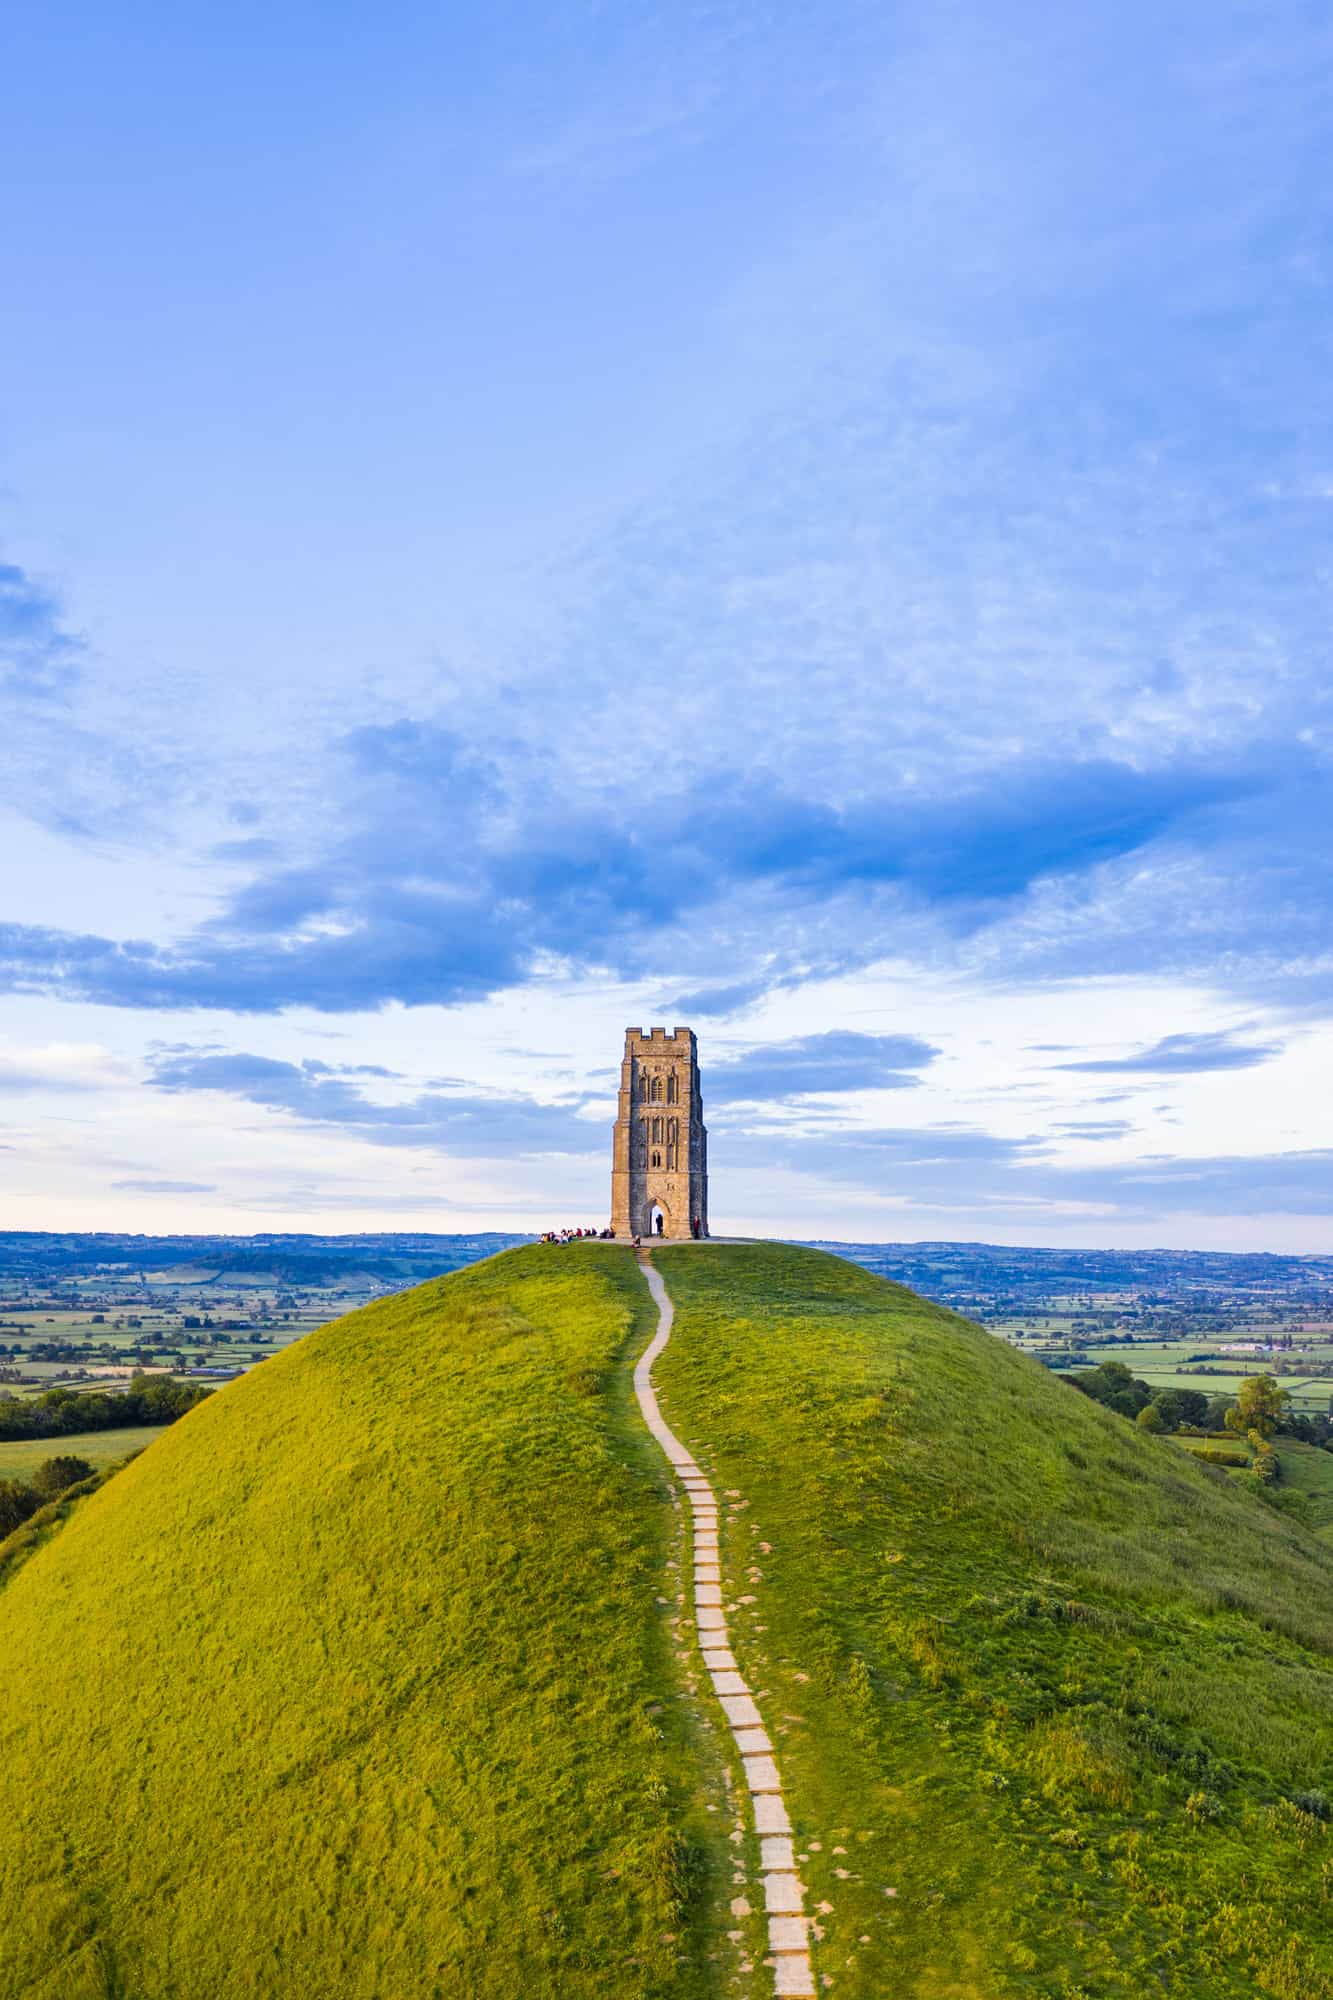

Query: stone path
<box><xmin>634</xmin><ymin>1255</ymin><xmax>817</xmax><ymax>1999</ymax></box>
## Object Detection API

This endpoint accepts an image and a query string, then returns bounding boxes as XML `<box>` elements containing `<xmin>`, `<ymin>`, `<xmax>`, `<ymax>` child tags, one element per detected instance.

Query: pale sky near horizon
<box><xmin>3</xmin><ymin>1</ymin><xmax>1333</xmax><ymax>1249</ymax></box>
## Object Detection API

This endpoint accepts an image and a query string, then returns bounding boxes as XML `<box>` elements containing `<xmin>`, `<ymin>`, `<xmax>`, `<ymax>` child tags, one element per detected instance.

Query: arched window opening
<box><xmin>652</xmin><ymin>1116</ymin><xmax>662</xmax><ymax>1143</ymax></box>
<box><xmin>651</xmin><ymin>1150</ymin><xmax>661</xmax><ymax>1167</ymax></box>
<box><xmin>667</xmin><ymin>1072</ymin><xmax>677</xmax><ymax>1104</ymax></box>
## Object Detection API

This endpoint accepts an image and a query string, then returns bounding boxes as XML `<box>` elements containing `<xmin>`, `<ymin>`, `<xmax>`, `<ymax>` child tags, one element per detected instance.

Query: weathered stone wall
<box><xmin>610</xmin><ymin>1027</ymin><xmax>709</xmax><ymax>1239</ymax></box>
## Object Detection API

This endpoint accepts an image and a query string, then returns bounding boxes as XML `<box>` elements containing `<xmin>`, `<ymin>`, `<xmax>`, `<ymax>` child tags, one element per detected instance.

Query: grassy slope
<box><xmin>654</xmin><ymin>1243</ymin><xmax>1333</xmax><ymax>2000</ymax></box>
<box><xmin>0</xmin><ymin>1246</ymin><xmax>735</xmax><ymax>2000</ymax></box>
<box><xmin>1275</xmin><ymin>1438</ymin><xmax>1333</xmax><ymax>1541</ymax></box>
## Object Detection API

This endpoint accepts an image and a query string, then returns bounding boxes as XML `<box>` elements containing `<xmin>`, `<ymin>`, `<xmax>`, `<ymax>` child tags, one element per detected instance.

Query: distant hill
<box><xmin>0</xmin><ymin>1242</ymin><xmax>1329</xmax><ymax>1996</ymax></box>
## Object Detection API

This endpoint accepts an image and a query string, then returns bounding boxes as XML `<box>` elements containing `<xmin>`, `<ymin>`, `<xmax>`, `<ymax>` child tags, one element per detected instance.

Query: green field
<box><xmin>1080</xmin><ymin>1341</ymin><xmax>1243</xmax><ymax>1366</ymax></box>
<box><xmin>0</xmin><ymin>1425</ymin><xmax>169</xmax><ymax>1480</ymax></box>
<box><xmin>1129</xmin><ymin>1367</ymin><xmax>1332</xmax><ymax>1408</ymax></box>
<box><xmin>1</xmin><ymin>1242</ymin><xmax>1331</xmax><ymax>1998</ymax></box>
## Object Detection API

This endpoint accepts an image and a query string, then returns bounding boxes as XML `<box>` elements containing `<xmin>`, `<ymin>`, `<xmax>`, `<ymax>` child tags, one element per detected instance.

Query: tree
<box><xmin>0</xmin><ymin>1479</ymin><xmax>38</xmax><ymax>1538</ymax></box>
<box><xmin>1071</xmin><ymin>1360</ymin><xmax>1152</xmax><ymax>1419</ymax></box>
<box><xmin>1136</xmin><ymin>1403</ymin><xmax>1166</xmax><ymax>1433</ymax></box>
<box><xmin>1204</xmin><ymin>1393</ymin><xmax>1233</xmax><ymax>1433</ymax></box>
<box><xmin>31</xmin><ymin>1455</ymin><xmax>94</xmax><ymax>1499</ymax></box>
<box><xmin>1151</xmin><ymin>1389</ymin><xmax>1188</xmax><ymax>1432</ymax></box>
<box><xmin>1224</xmin><ymin>1375</ymin><xmax>1289</xmax><ymax>1441</ymax></box>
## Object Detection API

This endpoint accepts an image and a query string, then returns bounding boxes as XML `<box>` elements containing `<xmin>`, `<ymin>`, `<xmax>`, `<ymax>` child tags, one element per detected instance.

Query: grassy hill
<box><xmin>0</xmin><ymin>1241</ymin><xmax>1330</xmax><ymax>1998</ymax></box>
<box><xmin>655</xmin><ymin>1244</ymin><xmax>1333</xmax><ymax>1998</ymax></box>
<box><xmin>0</xmin><ymin>1247</ymin><xmax>737</xmax><ymax>2000</ymax></box>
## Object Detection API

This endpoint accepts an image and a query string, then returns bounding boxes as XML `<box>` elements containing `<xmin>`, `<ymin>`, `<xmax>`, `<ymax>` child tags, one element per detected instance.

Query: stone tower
<box><xmin>610</xmin><ymin>1027</ymin><xmax>709</xmax><ymax>1239</ymax></box>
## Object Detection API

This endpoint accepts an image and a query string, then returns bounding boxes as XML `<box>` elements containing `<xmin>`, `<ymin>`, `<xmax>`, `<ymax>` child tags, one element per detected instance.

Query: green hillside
<box><xmin>655</xmin><ymin>1244</ymin><xmax>1333</xmax><ymax>1998</ymax></box>
<box><xmin>0</xmin><ymin>1247</ymin><xmax>737</xmax><ymax>2000</ymax></box>
<box><xmin>1</xmin><ymin>1241</ymin><xmax>1331</xmax><ymax>1999</ymax></box>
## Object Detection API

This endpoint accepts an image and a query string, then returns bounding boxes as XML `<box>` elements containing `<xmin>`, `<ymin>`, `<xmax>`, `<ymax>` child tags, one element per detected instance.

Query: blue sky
<box><xmin>2</xmin><ymin>0</ymin><xmax>1331</xmax><ymax>1245</ymax></box>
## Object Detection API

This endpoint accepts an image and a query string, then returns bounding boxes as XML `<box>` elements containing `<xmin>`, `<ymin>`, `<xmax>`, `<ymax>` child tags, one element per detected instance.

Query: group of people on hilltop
<box><xmin>539</xmin><ymin>1218</ymin><xmax>705</xmax><ymax>1245</ymax></box>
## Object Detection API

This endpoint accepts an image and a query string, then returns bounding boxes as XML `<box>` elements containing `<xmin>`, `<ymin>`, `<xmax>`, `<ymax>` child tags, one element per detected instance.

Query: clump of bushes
<box><xmin>0</xmin><ymin>1456</ymin><xmax>95</xmax><ymax>1538</ymax></box>
<box><xmin>1248</xmin><ymin>1432</ymin><xmax>1280</xmax><ymax>1485</ymax></box>
<box><xmin>1068</xmin><ymin>1364</ymin><xmax>1213</xmax><ymax>1434</ymax></box>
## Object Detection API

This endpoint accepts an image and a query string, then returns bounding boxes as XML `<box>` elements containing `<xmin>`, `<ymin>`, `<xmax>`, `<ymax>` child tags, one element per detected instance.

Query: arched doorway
<box><xmin>648</xmin><ymin>1200</ymin><xmax>669</xmax><ymax>1237</ymax></box>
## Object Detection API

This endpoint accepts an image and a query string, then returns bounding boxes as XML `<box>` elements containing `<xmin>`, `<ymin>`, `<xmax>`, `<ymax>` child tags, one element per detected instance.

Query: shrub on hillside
<box><xmin>0</xmin><ymin>1479</ymin><xmax>39</xmax><ymax>1538</ymax></box>
<box><xmin>1069</xmin><ymin>1360</ymin><xmax>1152</xmax><ymax>1419</ymax></box>
<box><xmin>31</xmin><ymin>1456</ymin><xmax>95</xmax><ymax>1498</ymax></box>
<box><xmin>1249</xmin><ymin>1434</ymin><xmax>1280</xmax><ymax>1485</ymax></box>
<box><xmin>1151</xmin><ymin>1388</ymin><xmax>1209</xmax><ymax>1432</ymax></box>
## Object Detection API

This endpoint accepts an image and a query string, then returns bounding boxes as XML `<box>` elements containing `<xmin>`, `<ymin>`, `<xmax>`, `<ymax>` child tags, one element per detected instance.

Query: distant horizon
<box><xmin>2</xmin><ymin>1223</ymin><xmax>1330</xmax><ymax>1264</ymax></box>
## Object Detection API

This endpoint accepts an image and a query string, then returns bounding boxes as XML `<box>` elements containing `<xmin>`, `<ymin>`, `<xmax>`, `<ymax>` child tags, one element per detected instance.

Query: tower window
<box><xmin>667</xmin><ymin>1072</ymin><xmax>677</xmax><ymax>1104</ymax></box>
<box><xmin>651</xmin><ymin>1150</ymin><xmax>661</xmax><ymax>1167</ymax></box>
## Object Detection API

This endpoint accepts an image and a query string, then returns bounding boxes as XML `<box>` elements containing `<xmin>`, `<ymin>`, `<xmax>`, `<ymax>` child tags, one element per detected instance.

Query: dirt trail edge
<box><xmin>635</xmin><ymin>1254</ymin><xmax>818</xmax><ymax>1999</ymax></box>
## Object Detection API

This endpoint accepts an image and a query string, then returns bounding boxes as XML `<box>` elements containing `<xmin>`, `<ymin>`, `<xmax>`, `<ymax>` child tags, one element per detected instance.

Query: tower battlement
<box><xmin>610</xmin><ymin>1028</ymin><xmax>708</xmax><ymax>1239</ymax></box>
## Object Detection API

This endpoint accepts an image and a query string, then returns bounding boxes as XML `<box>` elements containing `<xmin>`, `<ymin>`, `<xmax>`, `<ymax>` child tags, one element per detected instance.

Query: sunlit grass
<box><xmin>655</xmin><ymin>1242</ymin><xmax>1333</xmax><ymax>1999</ymax></box>
<box><xmin>4</xmin><ymin>1239</ymin><xmax>1330</xmax><ymax>1999</ymax></box>
<box><xmin>0</xmin><ymin>1246</ymin><xmax>735</xmax><ymax>2000</ymax></box>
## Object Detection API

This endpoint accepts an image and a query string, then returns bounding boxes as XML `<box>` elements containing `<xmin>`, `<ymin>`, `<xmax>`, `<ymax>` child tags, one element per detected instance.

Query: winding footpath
<box><xmin>634</xmin><ymin>1255</ymin><xmax>818</xmax><ymax>1999</ymax></box>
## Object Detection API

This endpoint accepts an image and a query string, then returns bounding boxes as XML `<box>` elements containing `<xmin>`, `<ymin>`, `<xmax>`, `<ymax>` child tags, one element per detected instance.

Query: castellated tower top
<box><xmin>610</xmin><ymin>1028</ymin><xmax>709</xmax><ymax>1240</ymax></box>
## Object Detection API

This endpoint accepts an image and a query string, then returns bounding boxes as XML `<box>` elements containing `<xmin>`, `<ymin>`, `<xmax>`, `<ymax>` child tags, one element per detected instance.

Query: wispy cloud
<box><xmin>0</xmin><ymin>736</ymin><xmax>1284</xmax><ymax>1014</ymax></box>
<box><xmin>722</xmin><ymin>1119</ymin><xmax>1333</xmax><ymax>1219</ymax></box>
<box><xmin>0</xmin><ymin>562</ymin><xmax>82</xmax><ymax>701</ymax></box>
<box><xmin>708</xmin><ymin>1031</ymin><xmax>939</xmax><ymax>1102</ymax></box>
<box><xmin>1053</xmin><ymin>1029</ymin><xmax>1282</xmax><ymax>1074</ymax></box>
<box><xmin>145</xmin><ymin>1048</ymin><xmax>605</xmax><ymax>1158</ymax></box>
<box><xmin>0</xmin><ymin>1042</ymin><xmax>119</xmax><ymax>1092</ymax></box>
<box><xmin>111</xmin><ymin>1178</ymin><xmax>218</xmax><ymax>1194</ymax></box>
